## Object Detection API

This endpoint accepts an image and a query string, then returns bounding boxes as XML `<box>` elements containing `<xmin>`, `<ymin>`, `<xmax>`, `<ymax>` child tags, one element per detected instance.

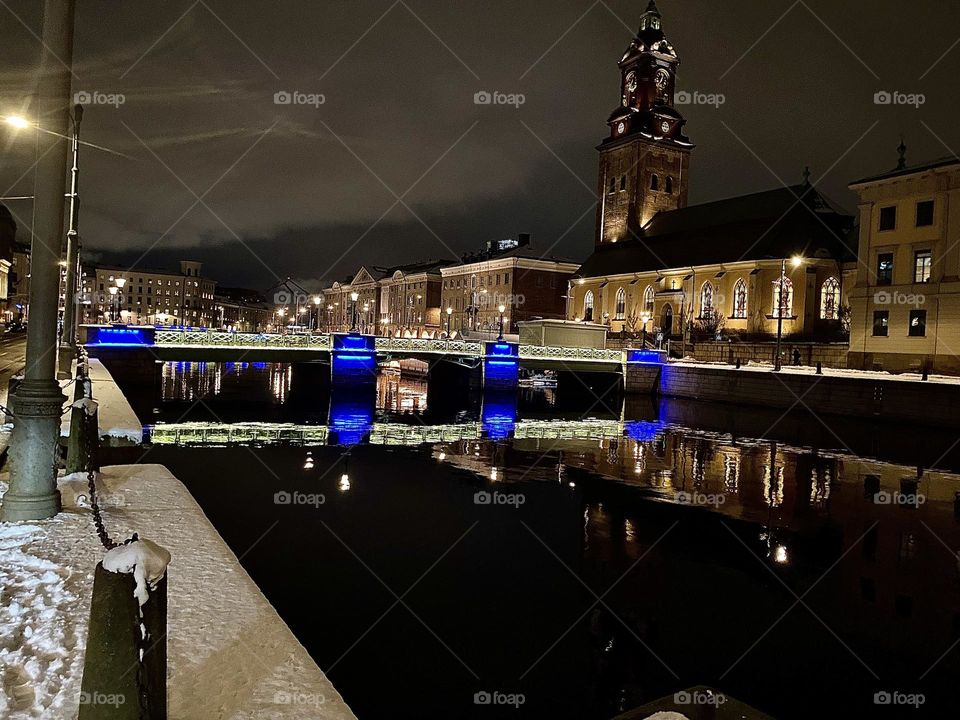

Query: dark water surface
<box><xmin>109</xmin><ymin>360</ymin><xmax>960</xmax><ymax>719</ymax></box>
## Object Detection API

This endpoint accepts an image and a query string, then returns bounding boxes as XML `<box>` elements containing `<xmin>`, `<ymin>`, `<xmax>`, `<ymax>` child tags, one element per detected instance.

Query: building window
<box><xmin>876</xmin><ymin>253</ymin><xmax>893</xmax><ymax>285</ymax></box>
<box><xmin>732</xmin><ymin>278</ymin><xmax>748</xmax><ymax>318</ymax></box>
<box><xmin>879</xmin><ymin>205</ymin><xmax>897</xmax><ymax>231</ymax></box>
<box><xmin>620</xmin><ymin>175</ymin><xmax>626</xmax><ymax>191</ymax></box>
<box><xmin>909</xmin><ymin>309</ymin><xmax>927</xmax><ymax>337</ymax></box>
<box><xmin>583</xmin><ymin>290</ymin><xmax>594</xmax><ymax>322</ymax></box>
<box><xmin>700</xmin><ymin>281</ymin><xmax>715</xmax><ymax>318</ymax></box>
<box><xmin>872</xmin><ymin>311</ymin><xmax>889</xmax><ymax>336</ymax></box>
<box><xmin>820</xmin><ymin>277</ymin><xmax>841</xmax><ymax>320</ymax></box>
<box><xmin>916</xmin><ymin>200</ymin><xmax>934</xmax><ymax>227</ymax></box>
<box><xmin>914</xmin><ymin>250</ymin><xmax>932</xmax><ymax>283</ymax></box>
<box><xmin>772</xmin><ymin>276</ymin><xmax>793</xmax><ymax>318</ymax></box>
<box><xmin>665</xmin><ymin>176</ymin><xmax>674</xmax><ymax>194</ymax></box>
<box><xmin>608</xmin><ymin>177</ymin><xmax>616</xmax><ymax>194</ymax></box>
<box><xmin>614</xmin><ymin>287</ymin><xmax>626</xmax><ymax>320</ymax></box>
<box><xmin>650</xmin><ymin>174</ymin><xmax>659</xmax><ymax>191</ymax></box>
<box><xmin>643</xmin><ymin>285</ymin><xmax>655</xmax><ymax>315</ymax></box>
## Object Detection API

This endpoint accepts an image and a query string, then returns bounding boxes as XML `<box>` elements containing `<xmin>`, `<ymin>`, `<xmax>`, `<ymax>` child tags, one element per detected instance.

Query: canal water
<box><xmin>109</xmin><ymin>360</ymin><xmax>960</xmax><ymax>719</ymax></box>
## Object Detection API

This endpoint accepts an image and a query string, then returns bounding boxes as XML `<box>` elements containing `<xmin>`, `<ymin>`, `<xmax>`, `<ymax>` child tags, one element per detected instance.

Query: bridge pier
<box><xmin>483</xmin><ymin>341</ymin><xmax>520</xmax><ymax>392</ymax></box>
<box><xmin>555</xmin><ymin>370</ymin><xmax>623</xmax><ymax>408</ymax></box>
<box><xmin>329</xmin><ymin>334</ymin><xmax>377</xmax><ymax>444</ymax></box>
<box><xmin>426</xmin><ymin>359</ymin><xmax>481</xmax><ymax>410</ymax></box>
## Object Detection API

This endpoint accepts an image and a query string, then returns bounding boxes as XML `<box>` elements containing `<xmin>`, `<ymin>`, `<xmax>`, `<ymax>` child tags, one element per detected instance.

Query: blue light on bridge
<box><xmin>481</xmin><ymin>389</ymin><xmax>518</xmax><ymax>440</ymax></box>
<box><xmin>88</xmin><ymin>327</ymin><xmax>152</xmax><ymax>346</ymax></box>
<box><xmin>627</xmin><ymin>349</ymin><xmax>665</xmax><ymax>364</ymax></box>
<box><xmin>329</xmin><ymin>393</ymin><xmax>375</xmax><ymax>446</ymax></box>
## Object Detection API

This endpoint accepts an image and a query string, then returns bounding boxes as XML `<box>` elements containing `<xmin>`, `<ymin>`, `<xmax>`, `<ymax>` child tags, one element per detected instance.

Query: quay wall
<box><xmin>655</xmin><ymin>363</ymin><xmax>960</xmax><ymax>428</ymax></box>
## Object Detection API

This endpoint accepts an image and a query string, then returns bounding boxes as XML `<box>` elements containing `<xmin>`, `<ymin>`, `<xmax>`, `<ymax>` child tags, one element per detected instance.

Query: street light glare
<box><xmin>791</xmin><ymin>255</ymin><xmax>803</xmax><ymax>268</ymax></box>
<box><xmin>5</xmin><ymin>115</ymin><xmax>31</xmax><ymax>129</ymax></box>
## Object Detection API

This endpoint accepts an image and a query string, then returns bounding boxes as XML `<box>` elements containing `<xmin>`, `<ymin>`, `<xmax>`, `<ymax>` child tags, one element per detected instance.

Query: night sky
<box><xmin>1</xmin><ymin>0</ymin><xmax>958</xmax><ymax>291</ymax></box>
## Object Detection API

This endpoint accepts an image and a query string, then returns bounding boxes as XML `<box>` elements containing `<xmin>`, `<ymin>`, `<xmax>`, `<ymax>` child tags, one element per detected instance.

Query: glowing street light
<box><xmin>5</xmin><ymin>115</ymin><xmax>31</xmax><ymax>130</ymax></box>
<box><xmin>350</xmin><ymin>291</ymin><xmax>359</xmax><ymax>332</ymax></box>
<box><xmin>774</xmin><ymin>255</ymin><xmax>804</xmax><ymax>371</ymax></box>
<box><xmin>497</xmin><ymin>304</ymin><xmax>506</xmax><ymax>341</ymax></box>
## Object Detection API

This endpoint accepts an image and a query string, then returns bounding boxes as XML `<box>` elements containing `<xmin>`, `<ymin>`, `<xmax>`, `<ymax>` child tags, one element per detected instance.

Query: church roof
<box><xmin>576</xmin><ymin>185</ymin><xmax>856</xmax><ymax>278</ymax></box>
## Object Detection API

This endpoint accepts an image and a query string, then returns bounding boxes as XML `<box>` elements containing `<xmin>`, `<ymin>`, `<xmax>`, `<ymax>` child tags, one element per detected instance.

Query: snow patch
<box><xmin>102</xmin><ymin>539</ymin><xmax>171</xmax><ymax>607</ymax></box>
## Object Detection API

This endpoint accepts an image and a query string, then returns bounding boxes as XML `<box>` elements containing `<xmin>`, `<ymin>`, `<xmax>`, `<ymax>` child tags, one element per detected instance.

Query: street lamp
<box><xmin>4</xmin><ymin>115</ymin><xmax>30</xmax><ymax>130</ymax></box>
<box><xmin>108</xmin><ymin>286</ymin><xmax>118</xmax><ymax>322</ymax></box>
<box><xmin>774</xmin><ymin>255</ymin><xmax>804</xmax><ymax>371</ymax></box>
<box><xmin>446</xmin><ymin>306</ymin><xmax>452</xmax><ymax>339</ymax></box>
<box><xmin>312</xmin><ymin>295</ymin><xmax>321</xmax><ymax>331</ymax></box>
<box><xmin>497</xmin><ymin>304</ymin><xmax>506</xmax><ymax>341</ymax></box>
<box><xmin>350</xmin><ymin>291</ymin><xmax>359</xmax><ymax>332</ymax></box>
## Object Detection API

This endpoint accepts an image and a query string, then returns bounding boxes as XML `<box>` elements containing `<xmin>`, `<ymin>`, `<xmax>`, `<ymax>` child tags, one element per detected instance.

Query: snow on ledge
<box><xmin>0</xmin><ymin>465</ymin><xmax>356</xmax><ymax>719</ymax></box>
<box><xmin>59</xmin><ymin>359</ymin><xmax>143</xmax><ymax>445</ymax></box>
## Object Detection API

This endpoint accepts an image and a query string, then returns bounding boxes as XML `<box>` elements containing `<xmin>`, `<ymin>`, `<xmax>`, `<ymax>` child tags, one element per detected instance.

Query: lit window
<box><xmin>615</xmin><ymin>288</ymin><xmax>626</xmax><ymax>320</ymax></box>
<box><xmin>914</xmin><ymin>251</ymin><xmax>932</xmax><ymax>283</ymax></box>
<box><xmin>583</xmin><ymin>290</ymin><xmax>595</xmax><ymax>322</ymax></box>
<box><xmin>643</xmin><ymin>285</ymin><xmax>655</xmax><ymax>314</ymax></box>
<box><xmin>820</xmin><ymin>277</ymin><xmax>840</xmax><ymax>320</ymax></box>
<box><xmin>877</xmin><ymin>253</ymin><xmax>893</xmax><ymax>285</ymax></box>
<box><xmin>700</xmin><ymin>281</ymin><xmax>714</xmax><ymax>318</ymax></box>
<box><xmin>909</xmin><ymin>310</ymin><xmax>926</xmax><ymax>337</ymax></box>
<box><xmin>732</xmin><ymin>279</ymin><xmax>748</xmax><ymax>319</ymax></box>
<box><xmin>772</xmin><ymin>276</ymin><xmax>793</xmax><ymax>318</ymax></box>
<box><xmin>872</xmin><ymin>311</ymin><xmax>889</xmax><ymax>336</ymax></box>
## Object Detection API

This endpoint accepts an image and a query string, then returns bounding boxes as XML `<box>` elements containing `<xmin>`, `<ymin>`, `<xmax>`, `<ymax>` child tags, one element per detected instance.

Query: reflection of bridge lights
<box><xmin>339</xmin><ymin>474</ymin><xmax>351</xmax><ymax>492</ymax></box>
<box><xmin>490</xmin><ymin>467</ymin><xmax>498</xmax><ymax>480</ymax></box>
<box><xmin>772</xmin><ymin>545</ymin><xmax>789</xmax><ymax>565</ymax></box>
<box><xmin>303</xmin><ymin>451</ymin><xmax>314</xmax><ymax>470</ymax></box>
<box><xmin>438</xmin><ymin>451</ymin><xmax>446</xmax><ymax>461</ymax></box>
<box><xmin>568</xmin><ymin>481</ymin><xmax>576</xmax><ymax>488</ymax></box>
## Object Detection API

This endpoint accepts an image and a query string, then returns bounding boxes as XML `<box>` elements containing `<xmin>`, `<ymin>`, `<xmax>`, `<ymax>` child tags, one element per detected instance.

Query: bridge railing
<box><xmin>518</xmin><ymin>344</ymin><xmax>624</xmax><ymax>364</ymax></box>
<box><xmin>155</xmin><ymin>330</ymin><xmax>332</xmax><ymax>349</ymax></box>
<box><xmin>149</xmin><ymin>330</ymin><xmax>626</xmax><ymax>364</ymax></box>
<box><xmin>375</xmin><ymin>337</ymin><xmax>483</xmax><ymax>355</ymax></box>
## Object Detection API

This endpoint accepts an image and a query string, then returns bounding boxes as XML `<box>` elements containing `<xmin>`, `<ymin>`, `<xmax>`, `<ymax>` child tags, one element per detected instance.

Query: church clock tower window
<box><xmin>595</xmin><ymin>0</ymin><xmax>694</xmax><ymax>246</ymax></box>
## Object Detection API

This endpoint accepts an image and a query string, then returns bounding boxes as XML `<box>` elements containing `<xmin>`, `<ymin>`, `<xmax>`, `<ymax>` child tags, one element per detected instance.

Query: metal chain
<box><xmin>75</xmin><ymin>345</ymin><xmax>137</xmax><ymax>551</ymax></box>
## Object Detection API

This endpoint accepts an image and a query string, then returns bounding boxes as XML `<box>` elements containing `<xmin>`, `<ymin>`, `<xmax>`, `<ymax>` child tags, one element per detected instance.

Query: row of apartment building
<box><xmin>317</xmin><ymin>235</ymin><xmax>579</xmax><ymax>338</ymax></box>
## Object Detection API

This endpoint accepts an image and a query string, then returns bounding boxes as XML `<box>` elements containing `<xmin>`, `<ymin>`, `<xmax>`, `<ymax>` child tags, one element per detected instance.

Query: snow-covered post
<box><xmin>79</xmin><ymin>540</ymin><xmax>170</xmax><ymax>719</ymax></box>
<box><xmin>66</xmin><ymin>393</ymin><xmax>99</xmax><ymax>475</ymax></box>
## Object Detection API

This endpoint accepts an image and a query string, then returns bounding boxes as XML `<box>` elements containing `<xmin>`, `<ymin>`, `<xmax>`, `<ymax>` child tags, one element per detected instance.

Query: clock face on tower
<box><xmin>654</xmin><ymin>68</ymin><xmax>670</xmax><ymax>92</ymax></box>
<box><xmin>616</xmin><ymin>121</ymin><xmax>626</xmax><ymax>135</ymax></box>
<box><xmin>660</xmin><ymin>120</ymin><xmax>670</xmax><ymax>135</ymax></box>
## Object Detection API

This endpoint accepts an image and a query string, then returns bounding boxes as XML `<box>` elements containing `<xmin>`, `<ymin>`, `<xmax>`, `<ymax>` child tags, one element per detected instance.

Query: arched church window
<box><xmin>666</xmin><ymin>176</ymin><xmax>674</xmax><ymax>194</ymax></box>
<box><xmin>609</xmin><ymin>177</ymin><xmax>616</xmax><ymax>194</ymax></box>
<box><xmin>583</xmin><ymin>291</ymin><xmax>595</xmax><ymax>322</ymax></box>
<box><xmin>650</xmin><ymin>174</ymin><xmax>659</xmax><ymax>191</ymax></box>
<box><xmin>700</xmin><ymin>282</ymin><xmax>715</xmax><ymax>318</ymax></box>
<box><xmin>615</xmin><ymin>288</ymin><xmax>626</xmax><ymax>320</ymax></box>
<box><xmin>732</xmin><ymin>279</ymin><xmax>748</xmax><ymax>318</ymax></box>
<box><xmin>820</xmin><ymin>277</ymin><xmax>841</xmax><ymax>320</ymax></box>
<box><xmin>620</xmin><ymin>175</ymin><xmax>626</xmax><ymax>191</ymax></box>
<box><xmin>643</xmin><ymin>285</ymin><xmax>655</xmax><ymax>314</ymax></box>
<box><xmin>772</xmin><ymin>277</ymin><xmax>794</xmax><ymax>318</ymax></box>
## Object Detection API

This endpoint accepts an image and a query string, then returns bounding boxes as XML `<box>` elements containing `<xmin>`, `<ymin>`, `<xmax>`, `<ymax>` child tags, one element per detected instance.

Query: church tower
<box><xmin>596</xmin><ymin>0</ymin><xmax>693</xmax><ymax>246</ymax></box>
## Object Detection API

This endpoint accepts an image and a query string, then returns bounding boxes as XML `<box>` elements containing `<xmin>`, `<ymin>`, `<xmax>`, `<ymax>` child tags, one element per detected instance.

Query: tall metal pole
<box><xmin>3</xmin><ymin>0</ymin><xmax>76</xmax><ymax>522</ymax></box>
<box><xmin>57</xmin><ymin>103</ymin><xmax>82</xmax><ymax>378</ymax></box>
<box><xmin>774</xmin><ymin>259</ymin><xmax>785</xmax><ymax>372</ymax></box>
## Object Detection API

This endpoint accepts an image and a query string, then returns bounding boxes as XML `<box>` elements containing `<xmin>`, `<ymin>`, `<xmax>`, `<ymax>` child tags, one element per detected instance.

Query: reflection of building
<box><xmin>81</xmin><ymin>260</ymin><xmax>217</xmax><ymax>326</ymax></box>
<box><xmin>848</xmin><ymin>156</ymin><xmax>960</xmax><ymax>373</ymax></box>
<box><xmin>440</xmin><ymin>234</ymin><xmax>577</xmax><ymax>337</ymax></box>
<box><xmin>214</xmin><ymin>287</ymin><xmax>271</xmax><ymax>332</ymax></box>
<box><xmin>570</xmin><ymin>1</ymin><xmax>856</xmax><ymax>346</ymax></box>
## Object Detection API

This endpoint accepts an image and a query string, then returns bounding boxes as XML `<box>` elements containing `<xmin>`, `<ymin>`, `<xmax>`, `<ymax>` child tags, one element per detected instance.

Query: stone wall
<box><xmin>658</xmin><ymin>363</ymin><xmax>960</xmax><ymax>428</ymax></box>
<box><xmin>686</xmin><ymin>341</ymin><xmax>849</xmax><ymax>368</ymax></box>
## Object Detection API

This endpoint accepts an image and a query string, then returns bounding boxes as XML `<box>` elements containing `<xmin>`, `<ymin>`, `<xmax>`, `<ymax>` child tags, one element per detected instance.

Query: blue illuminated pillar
<box><xmin>482</xmin><ymin>340</ymin><xmax>519</xmax><ymax>392</ymax></box>
<box><xmin>329</xmin><ymin>333</ymin><xmax>377</xmax><ymax>445</ymax></box>
<box><xmin>624</xmin><ymin>347</ymin><xmax>667</xmax><ymax>396</ymax></box>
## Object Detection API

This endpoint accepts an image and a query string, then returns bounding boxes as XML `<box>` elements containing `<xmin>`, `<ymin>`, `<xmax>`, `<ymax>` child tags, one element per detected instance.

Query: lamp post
<box><xmin>350</xmin><ymin>291</ymin><xmax>359</xmax><ymax>332</ymax></box>
<box><xmin>326</xmin><ymin>304</ymin><xmax>333</xmax><ymax>332</ymax></box>
<box><xmin>2</xmin><ymin>0</ymin><xmax>77</xmax><ymax>522</ymax></box>
<box><xmin>108</xmin><ymin>286</ymin><xmax>118</xmax><ymax>322</ymax></box>
<box><xmin>774</xmin><ymin>256</ymin><xmax>803</xmax><ymax>372</ymax></box>
<box><xmin>497</xmin><ymin>304</ymin><xmax>506</xmax><ymax>341</ymax></box>
<box><xmin>312</xmin><ymin>296</ymin><xmax>321</xmax><ymax>331</ymax></box>
<box><xmin>446</xmin><ymin>306</ymin><xmax>452</xmax><ymax>339</ymax></box>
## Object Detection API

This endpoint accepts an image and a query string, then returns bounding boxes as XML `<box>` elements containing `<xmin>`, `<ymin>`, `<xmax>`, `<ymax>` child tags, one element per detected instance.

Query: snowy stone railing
<box><xmin>518</xmin><ymin>344</ymin><xmax>624</xmax><ymax>364</ymax></box>
<box><xmin>154</xmin><ymin>330</ymin><xmax>332</xmax><ymax>349</ymax></box>
<box><xmin>375</xmin><ymin>337</ymin><xmax>483</xmax><ymax>355</ymax></box>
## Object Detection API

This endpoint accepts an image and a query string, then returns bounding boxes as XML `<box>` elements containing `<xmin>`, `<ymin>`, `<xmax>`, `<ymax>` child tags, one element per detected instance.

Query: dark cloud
<box><xmin>1</xmin><ymin>0</ymin><xmax>958</xmax><ymax>290</ymax></box>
